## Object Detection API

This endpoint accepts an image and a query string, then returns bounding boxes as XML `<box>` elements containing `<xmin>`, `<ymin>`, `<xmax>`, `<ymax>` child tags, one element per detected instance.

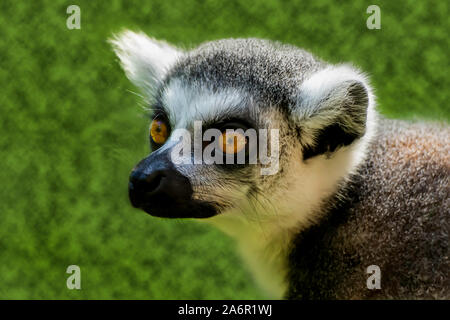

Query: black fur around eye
<box><xmin>216</xmin><ymin>120</ymin><xmax>252</xmax><ymax>132</ymax></box>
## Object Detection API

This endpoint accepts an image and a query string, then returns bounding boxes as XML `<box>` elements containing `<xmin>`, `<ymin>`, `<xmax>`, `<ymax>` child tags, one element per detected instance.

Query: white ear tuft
<box><xmin>293</xmin><ymin>64</ymin><xmax>377</xmax><ymax>159</ymax></box>
<box><xmin>109</xmin><ymin>30</ymin><xmax>182</xmax><ymax>98</ymax></box>
<box><xmin>296</xmin><ymin>65</ymin><xmax>373</xmax><ymax>120</ymax></box>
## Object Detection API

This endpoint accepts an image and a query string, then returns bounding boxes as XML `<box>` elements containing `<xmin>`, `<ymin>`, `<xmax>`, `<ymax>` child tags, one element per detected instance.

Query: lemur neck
<box><xmin>206</xmin><ymin>210</ymin><xmax>296</xmax><ymax>298</ymax></box>
<box><xmin>205</xmin><ymin>131</ymin><xmax>376</xmax><ymax>298</ymax></box>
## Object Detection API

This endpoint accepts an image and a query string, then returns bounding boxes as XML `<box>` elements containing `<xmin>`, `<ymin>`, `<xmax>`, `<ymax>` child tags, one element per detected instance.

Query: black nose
<box><xmin>128</xmin><ymin>168</ymin><xmax>193</xmax><ymax>216</ymax></box>
<box><xmin>129</xmin><ymin>170</ymin><xmax>165</xmax><ymax>197</ymax></box>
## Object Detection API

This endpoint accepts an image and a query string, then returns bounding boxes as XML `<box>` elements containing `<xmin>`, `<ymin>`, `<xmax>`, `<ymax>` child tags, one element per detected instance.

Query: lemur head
<box><xmin>111</xmin><ymin>31</ymin><xmax>376</xmax><ymax>229</ymax></box>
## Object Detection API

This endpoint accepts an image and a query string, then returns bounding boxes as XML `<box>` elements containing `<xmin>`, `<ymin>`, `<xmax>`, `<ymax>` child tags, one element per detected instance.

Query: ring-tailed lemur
<box><xmin>111</xmin><ymin>31</ymin><xmax>449</xmax><ymax>299</ymax></box>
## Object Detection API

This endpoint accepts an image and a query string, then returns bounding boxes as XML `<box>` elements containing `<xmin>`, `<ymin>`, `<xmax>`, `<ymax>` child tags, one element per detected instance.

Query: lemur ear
<box><xmin>292</xmin><ymin>65</ymin><xmax>373</xmax><ymax>160</ymax></box>
<box><xmin>109</xmin><ymin>30</ymin><xmax>182</xmax><ymax>99</ymax></box>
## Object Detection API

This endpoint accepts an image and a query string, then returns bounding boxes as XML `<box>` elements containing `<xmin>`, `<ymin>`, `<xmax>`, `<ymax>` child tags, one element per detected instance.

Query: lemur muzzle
<box><xmin>128</xmin><ymin>149</ymin><xmax>217</xmax><ymax>218</ymax></box>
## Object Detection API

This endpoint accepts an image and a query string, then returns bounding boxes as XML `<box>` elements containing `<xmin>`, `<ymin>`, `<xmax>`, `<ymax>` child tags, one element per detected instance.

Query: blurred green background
<box><xmin>0</xmin><ymin>0</ymin><xmax>448</xmax><ymax>299</ymax></box>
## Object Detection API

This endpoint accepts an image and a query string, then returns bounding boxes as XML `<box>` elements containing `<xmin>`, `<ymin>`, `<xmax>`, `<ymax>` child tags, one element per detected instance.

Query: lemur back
<box><xmin>287</xmin><ymin>119</ymin><xmax>450</xmax><ymax>299</ymax></box>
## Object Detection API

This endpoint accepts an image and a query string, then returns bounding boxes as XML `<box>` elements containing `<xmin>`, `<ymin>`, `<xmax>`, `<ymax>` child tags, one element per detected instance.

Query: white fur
<box><xmin>294</xmin><ymin>64</ymin><xmax>377</xmax><ymax>148</ymax></box>
<box><xmin>109</xmin><ymin>31</ymin><xmax>182</xmax><ymax>100</ymax></box>
<box><xmin>161</xmin><ymin>79</ymin><xmax>248</xmax><ymax>128</ymax></box>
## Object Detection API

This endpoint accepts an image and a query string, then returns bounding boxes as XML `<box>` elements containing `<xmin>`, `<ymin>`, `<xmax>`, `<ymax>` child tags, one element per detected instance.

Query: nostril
<box><xmin>129</xmin><ymin>170</ymin><xmax>166</xmax><ymax>195</ymax></box>
<box><xmin>145</xmin><ymin>172</ymin><xmax>164</xmax><ymax>194</ymax></box>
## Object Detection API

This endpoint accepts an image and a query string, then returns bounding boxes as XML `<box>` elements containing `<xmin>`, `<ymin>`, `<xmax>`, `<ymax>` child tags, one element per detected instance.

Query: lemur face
<box><xmin>111</xmin><ymin>31</ymin><xmax>375</xmax><ymax>222</ymax></box>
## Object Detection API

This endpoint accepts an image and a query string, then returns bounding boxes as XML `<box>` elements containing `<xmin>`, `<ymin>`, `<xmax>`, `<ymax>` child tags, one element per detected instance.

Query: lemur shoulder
<box><xmin>287</xmin><ymin>119</ymin><xmax>449</xmax><ymax>299</ymax></box>
<box><xmin>111</xmin><ymin>31</ymin><xmax>450</xmax><ymax>299</ymax></box>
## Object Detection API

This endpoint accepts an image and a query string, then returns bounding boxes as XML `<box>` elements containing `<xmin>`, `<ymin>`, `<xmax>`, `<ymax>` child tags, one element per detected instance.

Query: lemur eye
<box><xmin>219</xmin><ymin>131</ymin><xmax>247</xmax><ymax>154</ymax></box>
<box><xmin>150</xmin><ymin>119</ymin><xmax>169</xmax><ymax>145</ymax></box>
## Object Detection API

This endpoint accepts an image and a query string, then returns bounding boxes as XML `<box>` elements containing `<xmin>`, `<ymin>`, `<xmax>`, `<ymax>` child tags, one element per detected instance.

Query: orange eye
<box><xmin>219</xmin><ymin>131</ymin><xmax>246</xmax><ymax>154</ymax></box>
<box><xmin>150</xmin><ymin>119</ymin><xmax>168</xmax><ymax>145</ymax></box>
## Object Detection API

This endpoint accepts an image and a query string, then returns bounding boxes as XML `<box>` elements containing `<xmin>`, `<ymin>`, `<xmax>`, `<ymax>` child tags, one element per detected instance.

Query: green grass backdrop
<box><xmin>0</xmin><ymin>0</ymin><xmax>448</xmax><ymax>299</ymax></box>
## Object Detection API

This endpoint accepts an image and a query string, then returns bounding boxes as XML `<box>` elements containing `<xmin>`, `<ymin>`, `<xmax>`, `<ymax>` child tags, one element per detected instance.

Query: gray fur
<box><xmin>161</xmin><ymin>38</ymin><xmax>324</xmax><ymax>106</ymax></box>
<box><xmin>288</xmin><ymin>119</ymin><xmax>449</xmax><ymax>299</ymax></box>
